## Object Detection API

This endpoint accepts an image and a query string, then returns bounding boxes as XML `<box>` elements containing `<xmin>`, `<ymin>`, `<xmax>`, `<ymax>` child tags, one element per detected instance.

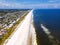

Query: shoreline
<box><xmin>3</xmin><ymin>10</ymin><xmax>37</xmax><ymax>45</ymax></box>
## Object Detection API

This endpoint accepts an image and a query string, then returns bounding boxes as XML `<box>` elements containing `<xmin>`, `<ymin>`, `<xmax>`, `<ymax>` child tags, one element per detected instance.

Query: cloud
<box><xmin>0</xmin><ymin>2</ymin><xmax>9</xmax><ymax>6</ymax></box>
<box><xmin>48</xmin><ymin>0</ymin><xmax>55</xmax><ymax>3</ymax></box>
<box><xmin>48</xmin><ymin>0</ymin><xmax>60</xmax><ymax>3</ymax></box>
<box><xmin>23</xmin><ymin>3</ymin><xmax>60</xmax><ymax>9</ymax></box>
<box><xmin>0</xmin><ymin>2</ymin><xmax>22</xmax><ymax>8</ymax></box>
<box><xmin>0</xmin><ymin>2</ymin><xmax>60</xmax><ymax>9</ymax></box>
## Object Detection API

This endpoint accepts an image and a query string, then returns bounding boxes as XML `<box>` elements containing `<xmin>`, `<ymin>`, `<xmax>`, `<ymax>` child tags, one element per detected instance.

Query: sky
<box><xmin>0</xmin><ymin>0</ymin><xmax>60</xmax><ymax>9</ymax></box>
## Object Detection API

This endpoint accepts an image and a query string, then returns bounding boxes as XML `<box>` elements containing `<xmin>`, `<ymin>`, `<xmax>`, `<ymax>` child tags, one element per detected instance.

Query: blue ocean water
<box><xmin>33</xmin><ymin>9</ymin><xmax>60</xmax><ymax>45</ymax></box>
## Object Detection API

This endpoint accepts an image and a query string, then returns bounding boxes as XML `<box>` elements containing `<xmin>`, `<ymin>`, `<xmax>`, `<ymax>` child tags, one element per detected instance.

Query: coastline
<box><xmin>3</xmin><ymin>10</ymin><xmax>37</xmax><ymax>45</ymax></box>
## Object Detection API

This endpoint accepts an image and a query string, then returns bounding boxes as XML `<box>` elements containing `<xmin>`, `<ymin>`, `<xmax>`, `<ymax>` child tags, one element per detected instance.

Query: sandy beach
<box><xmin>3</xmin><ymin>10</ymin><xmax>37</xmax><ymax>45</ymax></box>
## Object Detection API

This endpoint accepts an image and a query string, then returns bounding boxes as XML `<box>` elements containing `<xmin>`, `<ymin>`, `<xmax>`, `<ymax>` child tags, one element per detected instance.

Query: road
<box><xmin>3</xmin><ymin>10</ymin><xmax>37</xmax><ymax>45</ymax></box>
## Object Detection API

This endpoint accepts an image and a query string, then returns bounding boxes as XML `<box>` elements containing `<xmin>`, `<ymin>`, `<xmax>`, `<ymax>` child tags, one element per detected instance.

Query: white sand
<box><xmin>3</xmin><ymin>10</ymin><xmax>37</xmax><ymax>45</ymax></box>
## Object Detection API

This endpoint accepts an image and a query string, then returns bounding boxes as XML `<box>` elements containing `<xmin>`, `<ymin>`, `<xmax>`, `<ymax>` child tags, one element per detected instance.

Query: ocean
<box><xmin>33</xmin><ymin>9</ymin><xmax>60</xmax><ymax>45</ymax></box>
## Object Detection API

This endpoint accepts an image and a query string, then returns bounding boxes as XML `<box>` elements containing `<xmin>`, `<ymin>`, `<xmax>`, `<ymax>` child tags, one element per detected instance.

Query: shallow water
<box><xmin>33</xmin><ymin>9</ymin><xmax>60</xmax><ymax>45</ymax></box>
